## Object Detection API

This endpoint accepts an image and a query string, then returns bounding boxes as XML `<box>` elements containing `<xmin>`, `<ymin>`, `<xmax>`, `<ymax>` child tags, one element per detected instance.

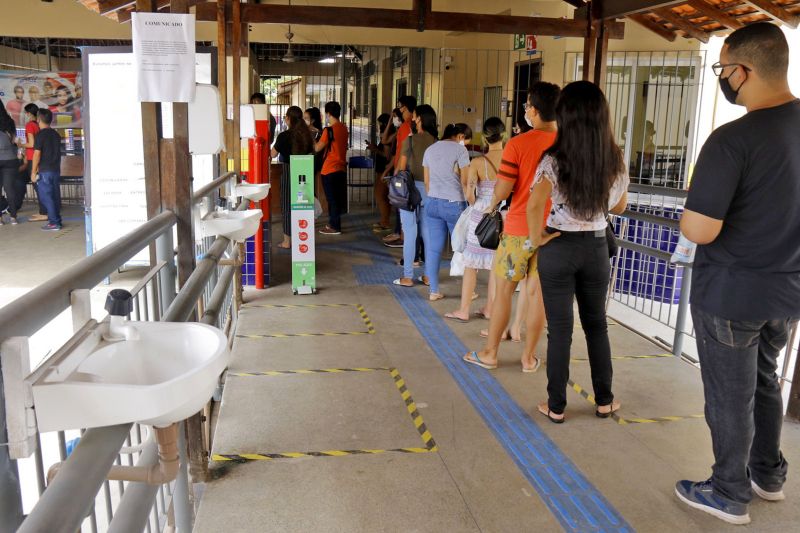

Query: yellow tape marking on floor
<box><xmin>213</xmin><ymin>368</ymin><xmax>438</xmax><ymax>462</ymax></box>
<box><xmin>228</xmin><ymin>367</ymin><xmax>390</xmax><ymax>378</ymax></box>
<box><xmin>238</xmin><ymin>303</ymin><xmax>376</xmax><ymax>337</ymax></box>
<box><xmin>571</xmin><ymin>353</ymin><xmax>673</xmax><ymax>363</ymax></box>
<box><xmin>568</xmin><ymin>378</ymin><xmax>704</xmax><ymax>426</ymax></box>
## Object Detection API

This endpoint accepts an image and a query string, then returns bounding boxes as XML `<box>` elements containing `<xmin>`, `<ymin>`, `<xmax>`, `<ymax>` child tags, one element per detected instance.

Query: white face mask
<box><xmin>525</xmin><ymin>114</ymin><xmax>534</xmax><ymax>128</ymax></box>
<box><xmin>458</xmin><ymin>140</ymin><xmax>465</xmax><ymax>146</ymax></box>
<box><xmin>392</xmin><ymin>117</ymin><xmax>402</xmax><ymax>128</ymax></box>
<box><xmin>304</xmin><ymin>118</ymin><xmax>311</xmax><ymax>126</ymax></box>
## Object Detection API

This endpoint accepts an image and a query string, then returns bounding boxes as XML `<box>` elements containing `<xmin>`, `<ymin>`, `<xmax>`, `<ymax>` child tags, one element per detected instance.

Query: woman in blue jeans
<box><xmin>526</xmin><ymin>81</ymin><xmax>629</xmax><ymax>423</ymax></box>
<box><xmin>421</xmin><ymin>123</ymin><xmax>472</xmax><ymax>300</ymax></box>
<box><xmin>392</xmin><ymin>105</ymin><xmax>438</xmax><ymax>287</ymax></box>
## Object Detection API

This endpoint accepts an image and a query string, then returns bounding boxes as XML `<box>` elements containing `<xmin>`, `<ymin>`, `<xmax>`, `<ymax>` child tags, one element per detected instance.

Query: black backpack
<box><xmin>386</xmin><ymin>170</ymin><xmax>421</xmax><ymax>211</ymax></box>
<box><xmin>385</xmin><ymin>136</ymin><xmax>421</xmax><ymax>211</ymax></box>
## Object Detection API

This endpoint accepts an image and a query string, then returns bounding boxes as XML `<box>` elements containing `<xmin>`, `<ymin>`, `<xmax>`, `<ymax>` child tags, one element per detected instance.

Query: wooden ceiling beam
<box><xmin>98</xmin><ymin>0</ymin><xmax>136</xmax><ymax>16</ymax></box>
<box><xmin>686</xmin><ymin>0</ymin><xmax>745</xmax><ymax>29</ymax></box>
<box><xmin>576</xmin><ymin>0</ymin><xmax>686</xmax><ymax>20</ymax></box>
<box><xmin>744</xmin><ymin>0</ymin><xmax>799</xmax><ymax>28</ymax></box>
<box><xmin>628</xmin><ymin>13</ymin><xmax>677</xmax><ymax>41</ymax></box>
<box><xmin>193</xmin><ymin>3</ymin><xmax>626</xmax><ymax>39</ymax></box>
<box><xmin>654</xmin><ymin>7</ymin><xmax>710</xmax><ymax>42</ymax></box>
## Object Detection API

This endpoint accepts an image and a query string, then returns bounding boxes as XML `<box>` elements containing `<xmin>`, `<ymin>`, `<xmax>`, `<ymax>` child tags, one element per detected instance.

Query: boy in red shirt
<box><xmin>463</xmin><ymin>82</ymin><xmax>561</xmax><ymax>373</ymax></box>
<box><xmin>315</xmin><ymin>101</ymin><xmax>348</xmax><ymax>235</ymax></box>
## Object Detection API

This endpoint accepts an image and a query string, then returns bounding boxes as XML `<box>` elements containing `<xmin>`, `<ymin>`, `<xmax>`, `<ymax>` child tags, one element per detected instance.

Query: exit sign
<box><xmin>513</xmin><ymin>34</ymin><xmax>526</xmax><ymax>50</ymax></box>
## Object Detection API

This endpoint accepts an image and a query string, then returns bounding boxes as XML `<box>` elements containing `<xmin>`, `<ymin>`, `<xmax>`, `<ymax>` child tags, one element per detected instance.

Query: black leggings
<box><xmin>0</xmin><ymin>159</ymin><xmax>19</xmax><ymax>218</ymax></box>
<box><xmin>538</xmin><ymin>230</ymin><xmax>614</xmax><ymax>414</ymax></box>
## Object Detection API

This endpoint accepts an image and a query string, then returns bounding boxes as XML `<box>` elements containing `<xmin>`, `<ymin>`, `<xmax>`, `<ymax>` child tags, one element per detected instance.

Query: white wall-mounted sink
<box><xmin>30</xmin><ymin>321</ymin><xmax>230</xmax><ymax>432</ymax></box>
<box><xmin>235</xmin><ymin>182</ymin><xmax>270</xmax><ymax>202</ymax></box>
<box><xmin>200</xmin><ymin>209</ymin><xmax>262</xmax><ymax>242</ymax></box>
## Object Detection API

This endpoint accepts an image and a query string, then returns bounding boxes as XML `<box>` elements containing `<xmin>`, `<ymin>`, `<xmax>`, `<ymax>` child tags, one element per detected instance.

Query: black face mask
<box><xmin>719</xmin><ymin>73</ymin><xmax>744</xmax><ymax>106</ymax></box>
<box><xmin>410</xmin><ymin>122</ymin><xmax>418</xmax><ymax>134</ymax></box>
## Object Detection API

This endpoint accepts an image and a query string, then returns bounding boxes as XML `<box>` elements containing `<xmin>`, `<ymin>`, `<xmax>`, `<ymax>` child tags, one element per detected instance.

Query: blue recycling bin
<box><xmin>613</xmin><ymin>205</ymin><xmax>683</xmax><ymax>304</ymax></box>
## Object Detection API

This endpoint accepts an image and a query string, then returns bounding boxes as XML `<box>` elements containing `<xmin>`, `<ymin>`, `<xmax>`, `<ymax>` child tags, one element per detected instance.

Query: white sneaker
<box><xmin>751</xmin><ymin>480</ymin><xmax>785</xmax><ymax>501</ymax></box>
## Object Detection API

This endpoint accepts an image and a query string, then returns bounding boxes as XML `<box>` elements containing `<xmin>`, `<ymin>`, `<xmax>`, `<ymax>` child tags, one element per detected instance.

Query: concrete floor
<box><xmin>195</xmin><ymin>214</ymin><xmax>800</xmax><ymax>533</ymax></box>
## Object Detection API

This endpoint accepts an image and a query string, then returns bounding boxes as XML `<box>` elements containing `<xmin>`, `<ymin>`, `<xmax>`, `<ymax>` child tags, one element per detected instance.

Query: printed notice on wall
<box><xmin>132</xmin><ymin>12</ymin><xmax>195</xmax><ymax>102</ymax></box>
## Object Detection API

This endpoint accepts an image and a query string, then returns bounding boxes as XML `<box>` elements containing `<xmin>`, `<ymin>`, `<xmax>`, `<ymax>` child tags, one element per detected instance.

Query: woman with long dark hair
<box><xmin>527</xmin><ymin>81</ymin><xmax>629</xmax><ymax>423</ymax></box>
<box><xmin>391</xmin><ymin>104</ymin><xmax>438</xmax><ymax>287</ymax></box>
<box><xmin>272</xmin><ymin>105</ymin><xmax>315</xmax><ymax>249</ymax></box>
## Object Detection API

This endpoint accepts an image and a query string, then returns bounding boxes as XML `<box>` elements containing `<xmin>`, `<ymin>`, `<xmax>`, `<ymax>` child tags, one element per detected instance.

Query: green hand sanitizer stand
<box><xmin>289</xmin><ymin>155</ymin><xmax>316</xmax><ymax>294</ymax></box>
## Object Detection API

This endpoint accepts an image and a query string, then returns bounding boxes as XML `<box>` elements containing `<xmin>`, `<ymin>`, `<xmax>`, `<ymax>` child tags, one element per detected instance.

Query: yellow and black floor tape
<box><xmin>571</xmin><ymin>353</ymin><xmax>673</xmax><ymax>363</ymax></box>
<box><xmin>567</xmin><ymin>379</ymin><xmax>704</xmax><ymax>426</ymax></box>
<box><xmin>229</xmin><ymin>367</ymin><xmax>389</xmax><ymax>377</ymax></box>
<box><xmin>235</xmin><ymin>303</ymin><xmax>375</xmax><ymax>339</ymax></box>
<box><xmin>242</xmin><ymin>303</ymin><xmax>354</xmax><ymax>309</ymax></box>
<box><xmin>212</xmin><ymin>367</ymin><xmax>437</xmax><ymax>462</ymax></box>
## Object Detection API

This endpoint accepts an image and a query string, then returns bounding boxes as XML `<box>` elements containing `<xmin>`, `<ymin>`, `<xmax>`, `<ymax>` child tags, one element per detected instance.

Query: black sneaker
<box><xmin>751</xmin><ymin>479</ymin><xmax>785</xmax><ymax>501</ymax></box>
<box><xmin>675</xmin><ymin>480</ymin><xmax>750</xmax><ymax>525</ymax></box>
<box><xmin>41</xmin><ymin>223</ymin><xmax>62</xmax><ymax>231</ymax></box>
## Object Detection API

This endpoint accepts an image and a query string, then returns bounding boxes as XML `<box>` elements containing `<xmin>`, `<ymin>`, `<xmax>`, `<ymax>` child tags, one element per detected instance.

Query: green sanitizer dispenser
<box><xmin>289</xmin><ymin>155</ymin><xmax>316</xmax><ymax>294</ymax></box>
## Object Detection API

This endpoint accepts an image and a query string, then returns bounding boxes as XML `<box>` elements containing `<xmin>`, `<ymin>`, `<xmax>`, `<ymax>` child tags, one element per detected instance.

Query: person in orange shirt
<box><xmin>463</xmin><ymin>82</ymin><xmax>560</xmax><ymax>373</ymax></box>
<box><xmin>315</xmin><ymin>101</ymin><xmax>349</xmax><ymax>235</ymax></box>
<box><xmin>382</xmin><ymin>96</ymin><xmax>417</xmax><ymax>246</ymax></box>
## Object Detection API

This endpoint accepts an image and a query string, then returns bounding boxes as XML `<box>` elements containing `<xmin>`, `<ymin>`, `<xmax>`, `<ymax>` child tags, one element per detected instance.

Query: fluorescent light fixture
<box><xmin>318</xmin><ymin>58</ymin><xmax>335</xmax><ymax>63</ymax></box>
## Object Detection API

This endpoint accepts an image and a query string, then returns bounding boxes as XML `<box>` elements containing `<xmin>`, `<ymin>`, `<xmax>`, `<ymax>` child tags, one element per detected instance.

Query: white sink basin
<box><xmin>200</xmin><ymin>209</ymin><xmax>262</xmax><ymax>241</ymax></box>
<box><xmin>30</xmin><ymin>322</ymin><xmax>230</xmax><ymax>431</ymax></box>
<box><xmin>235</xmin><ymin>182</ymin><xmax>270</xmax><ymax>202</ymax></box>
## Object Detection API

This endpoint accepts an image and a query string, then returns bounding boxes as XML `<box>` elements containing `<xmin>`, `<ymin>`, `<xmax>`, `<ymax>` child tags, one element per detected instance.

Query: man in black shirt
<box><xmin>31</xmin><ymin>109</ymin><xmax>62</xmax><ymax>230</ymax></box>
<box><xmin>676</xmin><ymin>23</ymin><xmax>798</xmax><ymax>525</ymax></box>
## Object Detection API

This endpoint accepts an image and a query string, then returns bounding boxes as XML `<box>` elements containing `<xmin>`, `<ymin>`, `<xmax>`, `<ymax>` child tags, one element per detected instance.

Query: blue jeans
<box><xmin>37</xmin><ymin>171</ymin><xmax>62</xmax><ymax>227</ymax></box>
<box><xmin>400</xmin><ymin>181</ymin><xmax>427</xmax><ymax>279</ymax></box>
<box><xmin>692</xmin><ymin>306</ymin><xmax>793</xmax><ymax>504</ymax></box>
<box><xmin>423</xmin><ymin>197</ymin><xmax>467</xmax><ymax>294</ymax></box>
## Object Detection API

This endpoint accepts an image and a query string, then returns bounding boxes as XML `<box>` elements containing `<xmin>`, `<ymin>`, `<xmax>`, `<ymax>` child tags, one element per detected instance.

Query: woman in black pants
<box><xmin>0</xmin><ymin>100</ymin><xmax>21</xmax><ymax>225</ymax></box>
<box><xmin>272</xmin><ymin>106</ymin><xmax>314</xmax><ymax>249</ymax></box>
<box><xmin>526</xmin><ymin>81</ymin><xmax>629</xmax><ymax>423</ymax></box>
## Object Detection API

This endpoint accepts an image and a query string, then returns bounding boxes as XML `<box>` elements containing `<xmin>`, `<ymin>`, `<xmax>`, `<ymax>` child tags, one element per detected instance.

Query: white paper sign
<box><xmin>132</xmin><ymin>13</ymin><xmax>196</xmax><ymax>102</ymax></box>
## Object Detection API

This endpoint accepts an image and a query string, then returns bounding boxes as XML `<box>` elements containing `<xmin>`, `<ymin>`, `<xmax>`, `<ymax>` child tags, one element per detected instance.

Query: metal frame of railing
<box><xmin>608</xmin><ymin>190</ymin><xmax>798</xmax><ymax>407</ymax></box>
<box><xmin>1</xmin><ymin>172</ymin><xmax>243</xmax><ymax>533</ymax></box>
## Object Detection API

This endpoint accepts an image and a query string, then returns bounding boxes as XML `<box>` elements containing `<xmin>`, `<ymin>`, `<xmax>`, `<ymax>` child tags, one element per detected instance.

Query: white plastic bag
<box><xmin>451</xmin><ymin>206</ymin><xmax>472</xmax><ymax>253</ymax></box>
<box><xmin>450</xmin><ymin>251</ymin><xmax>466</xmax><ymax>277</ymax></box>
<box><xmin>314</xmin><ymin>197</ymin><xmax>323</xmax><ymax>220</ymax></box>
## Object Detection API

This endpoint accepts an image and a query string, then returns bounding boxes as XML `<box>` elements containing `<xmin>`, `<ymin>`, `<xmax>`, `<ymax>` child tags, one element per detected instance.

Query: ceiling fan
<box><xmin>282</xmin><ymin>0</ymin><xmax>296</xmax><ymax>62</ymax></box>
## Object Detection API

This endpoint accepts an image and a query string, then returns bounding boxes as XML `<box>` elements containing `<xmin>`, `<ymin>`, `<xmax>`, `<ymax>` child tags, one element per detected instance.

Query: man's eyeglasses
<box><xmin>711</xmin><ymin>62</ymin><xmax>751</xmax><ymax>77</ymax></box>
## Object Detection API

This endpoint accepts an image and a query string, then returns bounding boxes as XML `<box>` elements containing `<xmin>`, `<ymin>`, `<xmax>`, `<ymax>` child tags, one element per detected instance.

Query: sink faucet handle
<box><xmin>105</xmin><ymin>289</ymin><xmax>134</xmax><ymax>317</ymax></box>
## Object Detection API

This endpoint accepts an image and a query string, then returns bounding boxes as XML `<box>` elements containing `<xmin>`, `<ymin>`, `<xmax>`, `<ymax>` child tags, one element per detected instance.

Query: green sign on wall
<box><xmin>513</xmin><ymin>34</ymin><xmax>526</xmax><ymax>50</ymax></box>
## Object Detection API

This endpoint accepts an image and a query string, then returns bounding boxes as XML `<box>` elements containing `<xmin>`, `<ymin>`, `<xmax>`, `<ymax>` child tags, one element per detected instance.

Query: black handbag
<box><xmin>475</xmin><ymin>209</ymin><xmax>503</xmax><ymax>250</ymax></box>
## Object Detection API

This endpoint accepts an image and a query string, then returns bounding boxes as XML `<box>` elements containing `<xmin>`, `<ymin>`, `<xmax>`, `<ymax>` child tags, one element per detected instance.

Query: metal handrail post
<box><xmin>17</xmin><ymin>425</ymin><xmax>132</xmax><ymax>533</ymax></box>
<box><xmin>174</xmin><ymin>421</ymin><xmax>192</xmax><ymax>532</ymax></box>
<box><xmin>156</xmin><ymin>231</ymin><xmax>177</xmax><ymax>310</ymax></box>
<box><xmin>672</xmin><ymin>265</ymin><xmax>693</xmax><ymax>358</ymax></box>
<box><xmin>0</xmin><ymin>403</ymin><xmax>24</xmax><ymax>530</ymax></box>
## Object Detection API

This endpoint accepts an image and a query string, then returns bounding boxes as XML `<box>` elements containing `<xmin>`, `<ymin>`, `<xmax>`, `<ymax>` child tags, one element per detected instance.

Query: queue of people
<box><xmin>365</xmin><ymin>22</ymin><xmax>797</xmax><ymax>528</ymax></box>
<box><xmin>0</xmin><ymin>101</ymin><xmax>62</xmax><ymax>230</ymax></box>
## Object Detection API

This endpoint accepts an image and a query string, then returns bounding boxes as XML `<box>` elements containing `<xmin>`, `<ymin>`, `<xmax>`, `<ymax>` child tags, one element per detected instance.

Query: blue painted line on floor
<box><xmin>345</xmin><ymin>231</ymin><xmax>632</xmax><ymax>532</ymax></box>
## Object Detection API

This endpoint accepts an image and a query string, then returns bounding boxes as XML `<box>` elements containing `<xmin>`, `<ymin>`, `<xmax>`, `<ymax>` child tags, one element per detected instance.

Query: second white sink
<box><xmin>200</xmin><ymin>209</ymin><xmax>262</xmax><ymax>241</ymax></box>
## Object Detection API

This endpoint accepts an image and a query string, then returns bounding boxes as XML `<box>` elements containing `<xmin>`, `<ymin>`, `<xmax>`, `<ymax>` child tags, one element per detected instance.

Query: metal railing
<box><xmin>1</xmin><ymin>172</ymin><xmax>242</xmax><ymax>533</ymax></box>
<box><xmin>608</xmin><ymin>191</ymin><xmax>798</xmax><ymax>408</ymax></box>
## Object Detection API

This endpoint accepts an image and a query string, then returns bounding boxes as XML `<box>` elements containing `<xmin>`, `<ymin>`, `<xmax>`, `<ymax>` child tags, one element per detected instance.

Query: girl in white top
<box><xmin>526</xmin><ymin>81</ymin><xmax>629</xmax><ymax>424</ymax></box>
